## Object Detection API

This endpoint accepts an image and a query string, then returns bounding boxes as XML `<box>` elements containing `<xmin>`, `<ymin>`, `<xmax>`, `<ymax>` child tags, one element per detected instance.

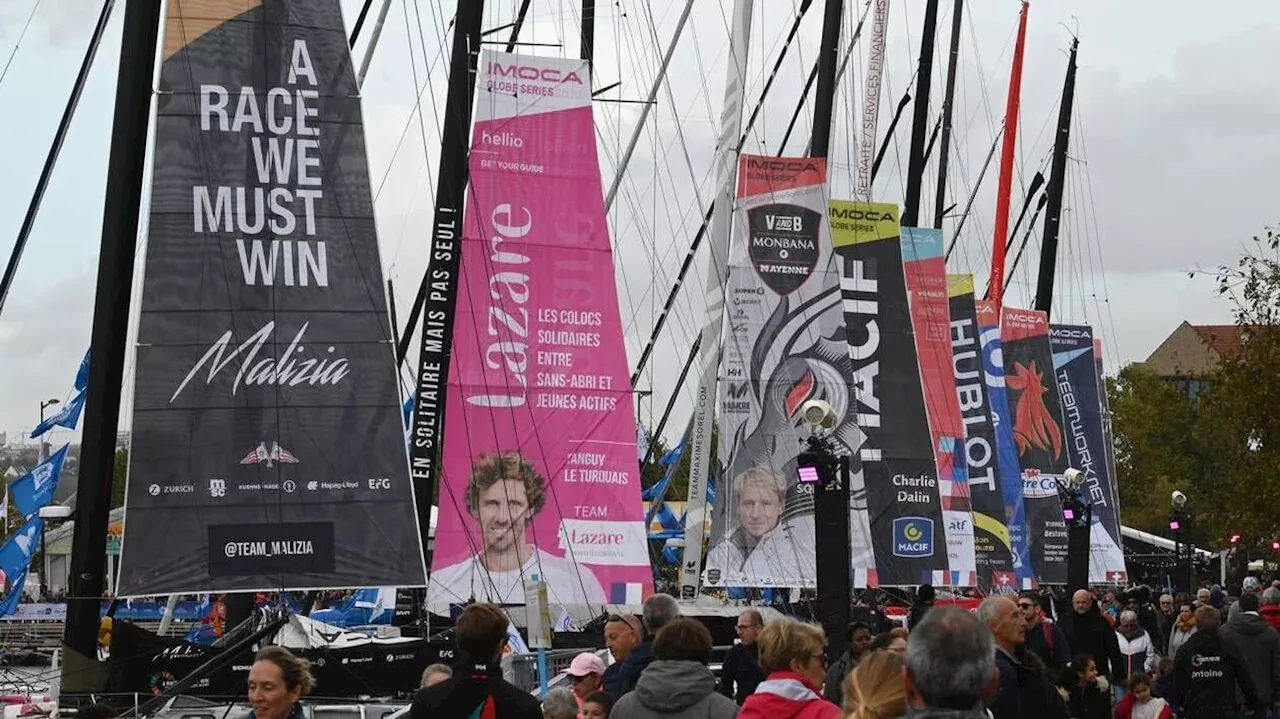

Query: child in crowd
<box><xmin>1060</xmin><ymin>654</ymin><xmax>1111</xmax><ymax>719</ymax></box>
<box><xmin>1113</xmin><ymin>673</ymin><xmax>1172</xmax><ymax>719</ymax></box>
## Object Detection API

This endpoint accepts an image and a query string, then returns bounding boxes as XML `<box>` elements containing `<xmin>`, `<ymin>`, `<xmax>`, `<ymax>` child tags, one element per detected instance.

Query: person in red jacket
<box><xmin>739</xmin><ymin>619</ymin><xmax>842</xmax><ymax>719</ymax></box>
<box><xmin>1260</xmin><ymin>588</ymin><xmax>1280</xmax><ymax>634</ymax></box>
<box><xmin>1113</xmin><ymin>673</ymin><xmax>1172</xmax><ymax>719</ymax></box>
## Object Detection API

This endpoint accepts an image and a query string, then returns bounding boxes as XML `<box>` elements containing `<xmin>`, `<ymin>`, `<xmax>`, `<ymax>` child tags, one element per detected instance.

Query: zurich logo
<box><xmin>892</xmin><ymin>517</ymin><xmax>934</xmax><ymax>558</ymax></box>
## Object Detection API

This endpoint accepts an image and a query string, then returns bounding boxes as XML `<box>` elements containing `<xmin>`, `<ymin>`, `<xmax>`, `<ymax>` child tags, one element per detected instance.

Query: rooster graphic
<box><xmin>1006</xmin><ymin>360</ymin><xmax>1062</xmax><ymax>460</ymax></box>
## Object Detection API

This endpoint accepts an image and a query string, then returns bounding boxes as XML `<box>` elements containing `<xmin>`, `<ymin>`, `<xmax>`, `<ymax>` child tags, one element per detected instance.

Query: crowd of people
<box><xmin>408</xmin><ymin>578</ymin><xmax>1280</xmax><ymax>719</ymax></box>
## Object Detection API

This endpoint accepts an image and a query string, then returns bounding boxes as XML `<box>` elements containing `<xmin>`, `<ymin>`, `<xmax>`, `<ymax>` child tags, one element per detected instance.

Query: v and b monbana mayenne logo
<box><xmin>1007</xmin><ymin>360</ymin><xmax>1063</xmax><ymax>459</ymax></box>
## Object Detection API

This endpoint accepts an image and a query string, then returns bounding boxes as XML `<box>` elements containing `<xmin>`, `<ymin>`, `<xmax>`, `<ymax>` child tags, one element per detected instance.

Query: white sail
<box><xmin>677</xmin><ymin>0</ymin><xmax>756</xmax><ymax>600</ymax></box>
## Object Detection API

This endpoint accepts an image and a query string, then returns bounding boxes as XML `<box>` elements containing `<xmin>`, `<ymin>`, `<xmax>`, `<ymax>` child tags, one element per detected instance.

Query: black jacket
<box><xmin>1065</xmin><ymin>683</ymin><xmax>1110</xmax><ymax>719</ymax></box>
<box><xmin>1059</xmin><ymin>605</ymin><xmax>1121</xmax><ymax>678</ymax></box>
<box><xmin>409</xmin><ymin>662</ymin><xmax>543</xmax><ymax>719</ymax></box>
<box><xmin>603</xmin><ymin>661</ymin><xmax>625</xmax><ymax>699</ymax></box>
<box><xmin>1023</xmin><ymin>618</ymin><xmax>1070</xmax><ymax>672</ymax></box>
<box><xmin>1172</xmin><ymin>627</ymin><xmax>1257</xmax><ymax>719</ymax></box>
<box><xmin>1219</xmin><ymin>611</ymin><xmax>1280</xmax><ymax>705</ymax></box>
<box><xmin>620</xmin><ymin>638</ymin><xmax>655</xmax><ymax>696</ymax></box>
<box><xmin>823</xmin><ymin>648</ymin><xmax>858</xmax><ymax>707</ymax></box>
<box><xmin>718</xmin><ymin>641</ymin><xmax>764</xmax><ymax>704</ymax></box>
<box><xmin>987</xmin><ymin>649</ymin><xmax>1021</xmax><ymax>719</ymax></box>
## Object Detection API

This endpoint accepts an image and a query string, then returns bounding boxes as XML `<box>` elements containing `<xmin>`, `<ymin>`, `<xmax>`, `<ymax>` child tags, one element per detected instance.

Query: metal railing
<box><xmin>0</xmin><ymin>620</ymin><xmax>193</xmax><ymax>650</ymax></box>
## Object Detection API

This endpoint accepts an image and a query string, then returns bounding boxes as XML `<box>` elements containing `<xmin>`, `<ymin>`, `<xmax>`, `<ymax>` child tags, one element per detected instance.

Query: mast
<box><xmin>856</xmin><ymin>0</ymin><xmax>890</xmax><ymax>200</ymax></box>
<box><xmin>986</xmin><ymin>1</ymin><xmax>1029</xmax><ymax>311</ymax></box>
<box><xmin>0</xmin><ymin>0</ymin><xmax>116</xmax><ymax>320</ymax></box>
<box><xmin>809</xmin><ymin>0</ymin><xmax>845</xmax><ymax>158</ymax></box>
<box><xmin>403</xmin><ymin>0</ymin><xmax>485</xmax><ymax>568</ymax></box>
<box><xmin>901</xmin><ymin>0</ymin><xmax>940</xmax><ymax>226</ymax></box>
<box><xmin>603</xmin><ymin>0</ymin><xmax>696</xmax><ymax>211</ymax></box>
<box><xmin>932</xmin><ymin>0</ymin><xmax>964</xmax><ymax>228</ymax></box>
<box><xmin>1034</xmin><ymin>38</ymin><xmax>1078</xmax><ymax>320</ymax></box>
<box><xmin>676</xmin><ymin>0</ymin><xmax>754</xmax><ymax>600</ymax></box>
<box><xmin>581</xmin><ymin>0</ymin><xmax>595</xmax><ymax>72</ymax></box>
<box><xmin>60</xmin><ymin>0</ymin><xmax>161</xmax><ymax>690</ymax></box>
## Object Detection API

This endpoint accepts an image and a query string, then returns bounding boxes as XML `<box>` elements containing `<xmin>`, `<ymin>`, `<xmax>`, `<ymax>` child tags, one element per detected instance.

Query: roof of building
<box><xmin>1191</xmin><ymin>324</ymin><xmax>1247</xmax><ymax>359</ymax></box>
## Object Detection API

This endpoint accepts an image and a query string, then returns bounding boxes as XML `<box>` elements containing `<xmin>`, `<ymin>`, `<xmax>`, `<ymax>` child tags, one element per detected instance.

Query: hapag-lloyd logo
<box><xmin>170</xmin><ymin>321</ymin><xmax>350</xmax><ymax>402</ymax></box>
<box><xmin>489</xmin><ymin>63</ymin><xmax>584</xmax><ymax>84</ymax></box>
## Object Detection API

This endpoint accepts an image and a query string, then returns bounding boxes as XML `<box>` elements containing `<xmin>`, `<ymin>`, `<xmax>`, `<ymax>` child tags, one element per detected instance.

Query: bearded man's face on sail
<box><xmin>737</xmin><ymin>479</ymin><xmax>783</xmax><ymax>540</ymax></box>
<box><xmin>477</xmin><ymin>479</ymin><xmax>534</xmax><ymax>553</ymax></box>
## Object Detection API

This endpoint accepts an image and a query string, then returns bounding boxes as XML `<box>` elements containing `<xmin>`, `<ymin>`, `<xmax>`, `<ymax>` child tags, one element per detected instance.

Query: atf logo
<box><xmin>892</xmin><ymin>517</ymin><xmax>935</xmax><ymax>558</ymax></box>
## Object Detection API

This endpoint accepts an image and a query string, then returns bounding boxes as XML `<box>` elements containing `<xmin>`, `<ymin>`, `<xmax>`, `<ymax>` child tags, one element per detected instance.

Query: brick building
<box><xmin>1143</xmin><ymin>322</ymin><xmax>1247</xmax><ymax>399</ymax></box>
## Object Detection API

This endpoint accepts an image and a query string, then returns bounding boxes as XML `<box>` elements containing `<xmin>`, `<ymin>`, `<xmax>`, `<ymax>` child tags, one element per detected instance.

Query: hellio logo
<box><xmin>892</xmin><ymin>517</ymin><xmax>934</xmax><ymax>558</ymax></box>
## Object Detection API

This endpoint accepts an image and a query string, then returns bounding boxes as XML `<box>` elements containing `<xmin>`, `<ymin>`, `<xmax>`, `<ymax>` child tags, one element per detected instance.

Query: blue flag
<box><xmin>9</xmin><ymin>444</ymin><xmax>67</xmax><ymax>517</ymax></box>
<box><xmin>0</xmin><ymin>567</ymin><xmax>27</xmax><ymax>618</ymax></box>
<box><xmin>30</xmin><ymin>391</ymin><xmax>85</xmax><ymax>439</ymax></box>
<box><xmin>75</xmin><ymin>350</ymin><xmax>91</xmax><ymax>392</ymax></box>
<box><xmin>0</xmin><ymin>516</ymin><xmax>42</xmax><ymax>582</ymax></box>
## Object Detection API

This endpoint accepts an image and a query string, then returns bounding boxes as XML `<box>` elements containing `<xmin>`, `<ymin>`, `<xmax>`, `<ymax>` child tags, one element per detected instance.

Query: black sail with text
<box><xmin>117</xmin><ymin>0</ymin><xmax>427</xmax><ymax>595</ymax></box>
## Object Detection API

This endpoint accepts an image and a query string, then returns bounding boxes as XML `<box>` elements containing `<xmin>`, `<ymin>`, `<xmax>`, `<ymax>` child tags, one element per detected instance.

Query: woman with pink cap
<box><xmin>562</xmin><ymin>652</ymin><xmax>606</xmax><ymax>716</ymax></box>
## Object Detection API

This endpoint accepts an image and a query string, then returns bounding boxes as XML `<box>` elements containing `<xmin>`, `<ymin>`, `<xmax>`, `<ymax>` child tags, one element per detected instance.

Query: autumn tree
<box><xmin>1190</xmin><ymin>229</ymin><xmax>1280</xmax><ymax>545</ymax></box>
<box><xmin>1107</xmin><ymin>365</ymin><xmax>1202</xmax><ymax>537</ymax></box>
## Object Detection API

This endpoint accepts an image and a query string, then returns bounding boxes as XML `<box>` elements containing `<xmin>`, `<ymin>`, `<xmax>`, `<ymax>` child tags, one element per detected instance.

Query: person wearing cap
<box><xmin>563</xmin><ymin>652</ymin><xmax>606</xmax><ymax>711</ymax></box>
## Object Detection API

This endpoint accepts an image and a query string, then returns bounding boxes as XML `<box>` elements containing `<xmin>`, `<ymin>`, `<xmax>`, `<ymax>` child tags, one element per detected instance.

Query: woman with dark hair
<box><xmin>1060</xmin><ymin>654</ymin><xmax>1111</xmax><ymax>719</ymax></box>
<box><xmin>610</xmin><ymin>618</ymin><xmax>738</xmax><ymax>719</ymax></box>
<box><xmin>866</xmin><ymin>627</ymin><xmax>908</xmax><ymax>654</ymax></box>
<box><xmin>248</xmin><ymin>646</ymin><xmax>315</xmax><ymax>719</ymax></box>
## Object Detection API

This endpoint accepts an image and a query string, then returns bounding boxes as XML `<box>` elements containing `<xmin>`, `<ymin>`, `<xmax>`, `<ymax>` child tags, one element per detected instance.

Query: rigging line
<box><xmin>944</xmin><ymin>121</ymin><xmax>1001</xmax><ymax>261</ymax></box>
<box><xmin>631</xmin><ymin>1</ymin><xmax>873</xmax><ymax>385</ymax></box>
<box><xmin>0</xmin><ymin>0</ymin><xmax>42</xmax><ymax>89</ymax></box>
<box><xmin>0</xmin><ymin>0</ymin><xmax>115</xmax><ymax>322</ymax></box>
<box><xmin>602</xmin><ymin>0</ymin><xmax>695</xmax><ymax>212</ymax></box>
<box><xmin>355</xmin><ymin>0</ymin><xmax>394</xmax><ymax>87</ymax></box>
<box><xmin>779</xmin><ymin>0</ymin><xmax>875</xmax><ymax>157</ymax></box>
<box><xmin>505</xmin><ymin>0</ymin><xmax>533</xmax><ymax>53</ymax></box>
<box><xmin>348</xmin><ymin>0</ymin><xmax>376</xmax><ymax>48</ymax></box>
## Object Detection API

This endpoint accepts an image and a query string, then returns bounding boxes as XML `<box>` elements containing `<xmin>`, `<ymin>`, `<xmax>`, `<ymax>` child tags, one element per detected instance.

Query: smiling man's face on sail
<box><xmin>736</xmin><ymin>468</ymin><xmax>784</xmax><ymax>541</ymax></box>
<box><xmin>479</xmin><ymin>479</ymin><xmax>533</xmax><ymax>554</ymax></box>
<box><xmin>465</xmin><ymin>452</ymin><xmax>547</xmax><ymax>572</ymax></box>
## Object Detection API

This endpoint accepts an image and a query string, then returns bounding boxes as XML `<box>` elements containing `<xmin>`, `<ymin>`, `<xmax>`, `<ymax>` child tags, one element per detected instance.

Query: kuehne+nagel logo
<box><xmin>892</xmin><ymin>517</ymin><xmax>934</xmax><ymax>558</ymax></box>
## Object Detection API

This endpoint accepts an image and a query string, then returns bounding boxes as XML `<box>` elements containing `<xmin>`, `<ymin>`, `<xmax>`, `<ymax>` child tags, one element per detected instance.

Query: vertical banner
<box><xmin>902</xmin><ymin>229</ymin><xmax>975</xmax><ymax>586</ymax></box>
<box><xmin>118</xmin><ymin>0</ymin><xmax>426</xmax><ymax>595</ymax></box>
<box><xmin>830</xmin><ymin>201</ymin><xmax>948</xmax><ymax>586</ymax></box>
<box><xmin>1095</xmin><ymin>340</ymin><xmax>1123</xmax><ymax>531</ymax></box>
<box><xmin>705</xmin><ymin>156</ymin><xmax>870</xmax><ymax>589</ymax></box>
<box><xmin>1051</xmin><ymin>326</ymin><xmax>1127</xmax><ymax>583</ymax></box>
<box><xmin>976</xmin><ymin>300</ymin><xmax>1034</xmax><ymax>588</ymax></box>
<box><xmin>948</xmin><ymin>279</ymin><xmax>1016</xmax><ymax>590</ymax></box>
<box><xmin>1000</xmin><ymin>307</ymin><xmax>1068</xmax><ymax>585</ymax></box>
<box><xmin>428</xmin><ymin>52</ymin><xmax>651</xmax><ymax>614</ymax></box>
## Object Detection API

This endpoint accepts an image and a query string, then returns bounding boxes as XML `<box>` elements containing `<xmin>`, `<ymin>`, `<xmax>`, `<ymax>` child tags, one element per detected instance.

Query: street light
<box><xmin>1170</xmin><ymin>490</ymin><xmax>1191</xmax><ymax>593</ymax></box>
<box><xmin>36</xmin><ymin>505</ymin><xmax>73</xmax><ymax>599</ymax></box>
<box><xmin>38</xmin><ymin>398</ymin><xmax>60</xmax><ymax>423</ymax></box>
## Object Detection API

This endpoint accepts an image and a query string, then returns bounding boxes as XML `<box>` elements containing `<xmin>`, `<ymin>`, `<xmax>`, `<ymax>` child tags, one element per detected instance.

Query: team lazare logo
<box><xmin>240</xmin><ymin>441</ymin><xmax>299</xmax><ymax>467</ymax></box>
<box><xmin>747</xmin><ymin>204</ymin><xmax>821</xmax><ymax>295</ymax></box>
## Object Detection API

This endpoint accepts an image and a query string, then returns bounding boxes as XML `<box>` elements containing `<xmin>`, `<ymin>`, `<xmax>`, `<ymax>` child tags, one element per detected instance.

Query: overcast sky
<box><xmin>0</xmin><ymin>0</ymin><xmax>1271</xmax><ymax>443</ymax></box>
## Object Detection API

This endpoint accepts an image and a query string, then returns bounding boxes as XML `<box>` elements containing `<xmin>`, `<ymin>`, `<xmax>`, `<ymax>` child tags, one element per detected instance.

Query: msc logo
<box><xmin>746</xmin><ymin>158</ymin><xmax>820</xmax><ymax>173</ymax></box>
<box><xmin>488</xmin><ymin>63</ymin><xmax>585</xmax><ymax>84</ymax></box>
<box><xmin>829</xmin><ymin>207</ymin><xmax>895</xmax><ymax>222</ymax></box>
<box><xmin>892</xmin><ymin>517</ymin><xmax>934</xmax><ymax>558</ymax></box>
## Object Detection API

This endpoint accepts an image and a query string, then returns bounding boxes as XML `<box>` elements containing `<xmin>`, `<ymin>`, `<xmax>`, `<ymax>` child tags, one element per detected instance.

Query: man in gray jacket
<box><xmin>1219</xmin><ymin>590</ymin><xmax>1280</xmax><ymax>713</ymax></box>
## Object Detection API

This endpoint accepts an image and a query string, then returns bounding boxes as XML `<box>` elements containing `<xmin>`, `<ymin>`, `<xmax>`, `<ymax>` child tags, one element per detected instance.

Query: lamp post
<box><xmin>1058</xmin><ymin>468</ymin><xmax>1091</xmax><ymax>593</ymax></box>
<box><xmin>1170</xmin><ymin>490</ymin><xmax>1188</xmax><ymax>593</ymax></box>
<box><xmin>37</xmin><ymin>398</ymin><xmax>59</xmax><ymax>463</ymax></box>
<box><xmin>36</xmin><ymin>505</ymin><xmax>73</xmax><ymax>600</ymax></box>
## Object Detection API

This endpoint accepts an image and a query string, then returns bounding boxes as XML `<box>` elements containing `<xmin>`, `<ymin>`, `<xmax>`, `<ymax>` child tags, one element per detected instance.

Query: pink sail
<box><xmin>427</xmin><ymin>52</ymin><xmax>652</xmax><ymax>614</ymax></box>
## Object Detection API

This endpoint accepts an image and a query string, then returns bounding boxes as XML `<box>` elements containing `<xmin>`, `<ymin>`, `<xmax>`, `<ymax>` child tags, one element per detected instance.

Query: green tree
<box><xmin>1107</xmin><ymin>364</ymin><xmax>1202</xmax><ymax>536</ymax></box>
<box><xmin>1190</xmin><ymin>229</ymin><xmax>1280</xmax><ymax>544</ymax></box>
<box><xmin>112</xmin><ymin>448</ymin><xmax>129</xmax><ymax>508</ymax></box>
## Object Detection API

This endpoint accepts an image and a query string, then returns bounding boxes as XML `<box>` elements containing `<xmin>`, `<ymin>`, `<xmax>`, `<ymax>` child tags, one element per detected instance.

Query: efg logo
<box><xmin>892</xmin><ymin>517</ymin><xmax>934</xmax><ymax>558</ymax></box>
